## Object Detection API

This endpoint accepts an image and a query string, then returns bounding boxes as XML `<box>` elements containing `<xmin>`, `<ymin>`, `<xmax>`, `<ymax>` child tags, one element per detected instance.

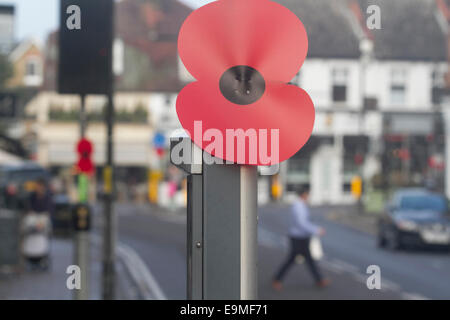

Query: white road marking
<box><xmin>90</xmin><ymin>234</ymin><xmax>167</xmax><ymax>300</ymax></box>
<box><xmin>117</xmin><ymin>243</ymin><xmax>167</xmax><ymax>300</ymax></box>
<box><xmin>380</xmin><ymin>279</ymin><xmax>401</xmax><ymax>292</ymax></box>
<box><xmin>402</xmin><ymin>292</ymin><xmax>430</xmax><ymax>300</ymax></box>
<box><xmin>321</xmin><ymin>259</ymin><xmax>345</xmax><ymax>275</ymax></box>
<box><xmin>328</xmin><ymin>258</ymin><xmax>360</xmax><ymax>273</ymax></box>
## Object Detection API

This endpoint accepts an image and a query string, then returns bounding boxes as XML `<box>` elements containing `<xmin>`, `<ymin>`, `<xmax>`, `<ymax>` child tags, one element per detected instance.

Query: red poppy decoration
<box><xmin>177</xmin><ymin>0</ymin><xmax>315</xmax><ymax>165</ymax></box>
<box><xmin>76</xmin><ymin>138</ymin><xmax>94</xmax><ymax>175</ymax></box>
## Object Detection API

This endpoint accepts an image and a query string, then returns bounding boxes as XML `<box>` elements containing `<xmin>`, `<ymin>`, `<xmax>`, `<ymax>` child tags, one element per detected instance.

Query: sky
<box><xmin>0</xmin><ymin>0</ymin><xmax>215</xmax><ymax>44</ymax></box>
<box><xmin>180</xmin><ymin>0</ymin><xmax>215</xmax><ymax>8</ymax></box>
<box><xmin>0</xmin><ymin>0</ymin><xmax>58</xmax><ymax>44</ymax></box>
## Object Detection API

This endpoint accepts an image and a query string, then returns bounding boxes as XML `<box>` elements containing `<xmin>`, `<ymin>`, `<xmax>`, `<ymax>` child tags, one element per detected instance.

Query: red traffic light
<box><xmin>76</xmin><ymin>138</ymin><xmax>94</xmax><ymax>175</ymax></box>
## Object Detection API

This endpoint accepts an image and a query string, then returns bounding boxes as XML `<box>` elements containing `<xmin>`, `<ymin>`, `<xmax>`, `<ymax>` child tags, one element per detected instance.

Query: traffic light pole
<box><xmin>71</xmin><ymin>93</ymin><xmax>92</xmax><ymax>300</ymax></box>
<box><xmin>171</xmin><ymin>136</ymin><xmax>258</xmax><ymax>300</ymax></box>
<box><xmin>73</xmin><ymin>93</ymin><xmax>90</xmax><ymax>300</ymax></box>
<box><xmin>102</xmin><ymin>89</ymin><xmax>116</xmax><ymax>300</ymax></box>
<box><xmin>80</xmin><ymin>94</ymin><xmax>87</xmax><ymax>137</ymax></box>
<box><xmin>102</xmin><ymin>1</ymin><xmax>116</xmax><ymax>298</ymax></box>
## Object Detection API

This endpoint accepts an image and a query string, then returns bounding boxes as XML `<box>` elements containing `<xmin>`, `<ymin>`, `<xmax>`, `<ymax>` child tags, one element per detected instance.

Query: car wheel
<box><xmin>377</xmin><ymin>231</ymin><xmax>387</xmax><ymax>248</ymax></box>
<box><xmin>386</xmin><ymin>228</ymin><xmax>402</xmax><ymax>251</ymax></box>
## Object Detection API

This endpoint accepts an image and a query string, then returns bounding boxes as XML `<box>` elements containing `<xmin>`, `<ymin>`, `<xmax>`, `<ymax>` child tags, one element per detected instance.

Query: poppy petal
<box><xmin>176</xmin><ymin>82</ymin><xmax>315</xmax><ymax>165</ymax></box>
<box><xmin>178</xmin><ymin>0</ymin><xmax>308</xmax><ymax>83</ymax></box>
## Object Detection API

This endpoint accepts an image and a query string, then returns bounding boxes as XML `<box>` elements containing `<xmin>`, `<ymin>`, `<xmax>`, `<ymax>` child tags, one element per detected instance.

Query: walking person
<box><xmin>272</xmin><ymin>185</ymin><xmax>330</xmax><ymax>290</ymax></box>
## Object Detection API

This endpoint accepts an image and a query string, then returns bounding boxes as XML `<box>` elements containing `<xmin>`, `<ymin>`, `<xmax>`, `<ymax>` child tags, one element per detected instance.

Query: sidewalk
<box><xmin>0</xmin><ymin>235</ymin><xmax>135</xmax><ymax>300</ymax></box>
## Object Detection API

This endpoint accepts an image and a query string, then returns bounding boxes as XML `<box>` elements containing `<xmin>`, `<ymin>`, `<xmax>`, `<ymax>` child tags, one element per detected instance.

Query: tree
<box><xmin>0</xmin><ymin>53</ymin><xmax>12</xmax><ymax>88</ymax></box>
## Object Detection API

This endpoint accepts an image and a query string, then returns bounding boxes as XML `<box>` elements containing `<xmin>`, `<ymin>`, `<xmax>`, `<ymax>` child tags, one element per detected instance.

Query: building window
<box><xmin>25</xmin><ymin>60</ymin><xmax>37</xmax><ymax>76</ymax></box>
<box><xmin>332</xmin><ymin>68</ymin><xmax>348</xmax><ymax>103</ymax></box>
<box><xmin>23</xmin><ymin>56</ymin><xmax>43</xmax><ymax>87</ymax></box>
<box><xmin>431</xmin><ymin>69</ymin><xmax>445</xmax><ymax>105</ymax></box>
<box><xmin>390</xmin><ymin>69</ymin><xmax>407</xmax><ymax>105</ymax></box>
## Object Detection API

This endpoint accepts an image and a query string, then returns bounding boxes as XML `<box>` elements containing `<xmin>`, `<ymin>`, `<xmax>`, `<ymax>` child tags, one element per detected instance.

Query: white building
<box><xmin>177</xmin><ymin>0</ymin><xmax>448</xmax><ymax>205</ymax></box>
<box><xmin>275</xmin><ymin>0</ymin><xmax>447</xmax><ymax>205</ymax></box>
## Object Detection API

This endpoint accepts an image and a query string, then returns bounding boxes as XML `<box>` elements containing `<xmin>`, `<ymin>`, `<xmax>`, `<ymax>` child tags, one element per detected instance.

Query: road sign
<box><xmin>174</xmin><ymin>0</ymin><xmax>313</xmax><ymax>300</ymax></box>
<box><xmin>153</xmin><ymin>132</ymin><xmax>166</xmax><ymax>149</ymax></box>
<box><xmin>58</xmin><ymin>0</ymin><xmax>113</xmax><ymax>94</ymax></box>
<box><xmin>177</xmin><ymin>0</ymin><xmax>314</xmax><ymax>166</ymax></box>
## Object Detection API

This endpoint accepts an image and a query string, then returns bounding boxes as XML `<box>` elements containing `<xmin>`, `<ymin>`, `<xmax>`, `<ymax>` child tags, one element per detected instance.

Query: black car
<box><xmin>378</xmin><ymin>189</ymin><xmax>450</xmax><ymax>250</ymax></box>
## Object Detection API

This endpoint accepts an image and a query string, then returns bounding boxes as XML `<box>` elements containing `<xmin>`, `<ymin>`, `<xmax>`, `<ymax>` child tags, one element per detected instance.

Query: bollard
<box><xmin>171</xmin><ymin>134</ymin><xmax>258</xmax><ymax>300</ymax></box>
<box><xmin>72</xmin><ymin>203</ymin><xmax>91</xmax><ymax>300</ymax></box>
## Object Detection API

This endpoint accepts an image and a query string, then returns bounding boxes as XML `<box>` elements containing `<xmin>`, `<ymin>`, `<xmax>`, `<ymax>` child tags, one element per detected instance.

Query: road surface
<box><xmin>106</xmin><ymin>203</ymin><xmax>450</xmax><ymax>300</ymax></box>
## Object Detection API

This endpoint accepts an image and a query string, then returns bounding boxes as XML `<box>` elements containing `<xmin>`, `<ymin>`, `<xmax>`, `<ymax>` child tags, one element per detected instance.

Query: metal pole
<box><xmin>102</xmin><ymin>0</ymin><xmax>116</xmax><ymax>300</ymax></box>
<box><xmin>186</xmin><ymin>174</ymin><xmax>203</xmax><ymax>300</ymax></box>
<box><xmin>74</xmin><ymin>94</ymin><xmax>90</xmax><ymax>300</ymax></box>
<box><xmin>80</xmin><ymin>94</ymin><xmax>86</xmax><ymax>137</ymax></box>
<box><xmin>171</xmin><ymin>137</ymin><xmax>258</xmax><ymax>300</ymax></box>
<box><xmin>74</xmin><ymin>231</ymin><xmax>89</xmax><ymax>300</ymax></box>
<box><xmin>239</xmin><ymin>165</ymin><xmax>258</xmax><ymax>300</ymax></box>
<box><xmin>202</xmin><ymin>162</ymin><xmax>258</xmax><ymax>300</ymax></box>
<box><xmin>102</xmin><ymin>87</ymin><xmax>116</xmax><ymax>300</ymax></box>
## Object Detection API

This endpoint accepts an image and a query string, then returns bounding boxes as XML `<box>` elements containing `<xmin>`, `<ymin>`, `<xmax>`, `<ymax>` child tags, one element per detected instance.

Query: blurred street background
<box><xmin>1</xmin><ymin>0</ymin><xmax>450</xmax><ymax>300</ymax></box>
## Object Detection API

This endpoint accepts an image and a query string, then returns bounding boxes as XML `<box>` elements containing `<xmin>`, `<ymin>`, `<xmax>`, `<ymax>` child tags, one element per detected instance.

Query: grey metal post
<box><xmin>73</xmin><ymin>204</ymin><xmax>91</xmax><ymax>300</ymax></box>
<box><xmin>74</xmin><ymin>231</ymin><xmax>89</xmax><ymax>300</ymax></box>
<box><xmin>171</xmin><ymin>136</ymin><xmax>258</xmax><ymax>300</ymax></box>
<box><xmin>80</xmin><ymin>94</ymin><xmax>86</xmax><ymax>137</ymax></box>
<box><xmin>102</xmin><ymin>89</ymin><xmax>116</xmax><ymax>300</ymax></box>
<box><xmin>186</xmin><ymin>174</ymin><xmax>203</xmax><ymax>300</ymax></box>
<box><xmin>74</xmin><ymin>94</ymin><xmax>90</xmax><ymax>300</ymax></box>
<box><xmin>102</xmin><ymin>0</ymin><xmax>116</xmax><ymax>300</ymax></box>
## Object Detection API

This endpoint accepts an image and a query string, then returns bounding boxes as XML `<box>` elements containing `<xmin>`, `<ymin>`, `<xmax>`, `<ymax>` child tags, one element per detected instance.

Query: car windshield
<box><xmin>0</xmin><ymin>169</ymin><xmax>47</xmax><ymax>185</ymax></box>
<box><xmin>399</xmin><ymin>194</ymin><xmax>447</xmax><ymax>212</ymax></box>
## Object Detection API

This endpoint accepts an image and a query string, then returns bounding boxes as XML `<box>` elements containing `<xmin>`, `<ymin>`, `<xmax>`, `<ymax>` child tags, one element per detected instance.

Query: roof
<box><xmin>277</xmin><ymin>0</ymin><xmax>361</xmax><ymax>59</ymax></box>
<box><xmin>9</xmin><ymin>38</ymin><xmax>41</xmax><ymax>62</ymax></box>
<box><xmin>358</xmin><ymin>0</ymin><xmax>447</xmax><ymax>61</ymax></box>
<box><xmin>115</xmin><ymin>0</ymin><xmax>191</xmax><ymax>91</ymax></box>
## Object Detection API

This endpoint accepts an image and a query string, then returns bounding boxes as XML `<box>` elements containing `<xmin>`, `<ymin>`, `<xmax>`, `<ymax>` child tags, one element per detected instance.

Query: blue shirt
<box><xmin>288</xmin><ymin>198</ymin><xmax>320</xmax><ymax>238</ymax></box>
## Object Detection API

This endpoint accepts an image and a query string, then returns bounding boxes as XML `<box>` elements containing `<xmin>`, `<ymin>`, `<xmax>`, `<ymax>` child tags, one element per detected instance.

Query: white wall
<box><xmin>364</xmin><ymin>61</ymin><xmax>446</xmax><ymax>111</ymax></box>
<box><xmin>297</xmin><ymin>58</ymin><xmax>445</xmax><ymax>113</ymax></box>
<box><xmin>296</xmin><ymin>59</ymin><xmax>361</xmax><ymax>110</ymax></box>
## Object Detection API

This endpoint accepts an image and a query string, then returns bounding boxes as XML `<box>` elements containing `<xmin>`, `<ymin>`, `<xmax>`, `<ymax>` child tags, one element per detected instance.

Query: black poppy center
<box><xmin>219</xmin><ymin>65</ymin><xmax>266</xmax><ymax>105</ymax></box>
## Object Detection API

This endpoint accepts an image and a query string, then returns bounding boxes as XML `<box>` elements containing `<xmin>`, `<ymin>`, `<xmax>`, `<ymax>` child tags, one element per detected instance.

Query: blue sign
<box><xmin>153</xmin><ymin>132</ymin><xmax>166</xmax><ymax>149</ymax></box>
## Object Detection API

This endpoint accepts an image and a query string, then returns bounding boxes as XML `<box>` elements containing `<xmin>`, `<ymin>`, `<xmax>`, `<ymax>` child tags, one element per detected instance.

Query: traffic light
<box><xmin>58</xmin><ymin>0</ymin><xmax>113</xmax><ymax>94</ymax></box>
<box><xmin>76</xmin><ymin>138</ymin><xmax>94</xmax><ymax>175</ymax></box>
<box><xmin>351</xmin><ymin>176</ymin><xmax>362</xmax><ymax>199</ymax></box>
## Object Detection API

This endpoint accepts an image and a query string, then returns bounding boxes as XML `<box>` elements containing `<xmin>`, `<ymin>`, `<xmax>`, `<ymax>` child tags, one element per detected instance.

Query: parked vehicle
<box><xmin>378</xmin><ymin>189</ymin><xmax>450</xmax><ymax>250</ymax></box>
<box><xmin>0</xmin><ymin>162</ymin><xmax>50</xmax><ymax>210</ymax></box>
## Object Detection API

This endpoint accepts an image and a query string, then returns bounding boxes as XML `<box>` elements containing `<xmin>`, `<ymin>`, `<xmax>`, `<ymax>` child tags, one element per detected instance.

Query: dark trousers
<box><xmin>274</xmin><ymin>237</ymin><xmax>323</xmax><ymax>283</ymax></box>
